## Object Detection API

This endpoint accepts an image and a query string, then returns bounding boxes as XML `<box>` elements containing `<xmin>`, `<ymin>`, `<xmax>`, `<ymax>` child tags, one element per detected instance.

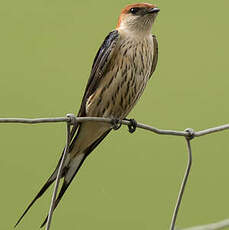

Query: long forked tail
<box><xmin>40</xmin><ymin>128</ymin><xmax>112</xmax><ymax>228</ymax></box>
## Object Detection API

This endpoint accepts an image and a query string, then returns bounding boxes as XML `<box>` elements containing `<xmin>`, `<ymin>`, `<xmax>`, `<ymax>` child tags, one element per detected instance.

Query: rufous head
<box><xmin>116</xmin><ymin>3</ymin><xmax>160</xmax><ymax>34</ymax></box>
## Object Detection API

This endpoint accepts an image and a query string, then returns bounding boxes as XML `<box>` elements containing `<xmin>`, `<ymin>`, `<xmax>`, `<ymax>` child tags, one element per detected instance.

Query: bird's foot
<box><xmin>111</xmin><ymin>118</ymin><xmax>122</xmax><ymax>130</ymax></box>
<box><xmin>124</xmin><ymin>118</ymin><xmax>137</xmax><ymax>133</ymax></box>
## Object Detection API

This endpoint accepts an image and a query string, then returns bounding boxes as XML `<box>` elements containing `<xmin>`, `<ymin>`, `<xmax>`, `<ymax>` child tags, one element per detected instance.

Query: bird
<box><xmin>15</xmin><ymin>3</ymin><xmax>160</xmax><ymax>228</ymax></box>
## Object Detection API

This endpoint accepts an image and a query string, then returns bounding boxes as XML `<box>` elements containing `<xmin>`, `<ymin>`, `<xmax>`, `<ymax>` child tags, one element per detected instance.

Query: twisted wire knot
<box><xmin>66</xmin><ymin>113</ymin><xmax>77</xmax><ymax>125</ymax></box>
<box><xmin>185</xmin><ymin>128</ymin><xmax>195</xmax><ymax>140</ymax></box>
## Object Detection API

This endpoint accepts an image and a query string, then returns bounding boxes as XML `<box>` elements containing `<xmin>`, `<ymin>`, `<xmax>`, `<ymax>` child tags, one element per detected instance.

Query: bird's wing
<box><xmin>62</xmin><ymin>30</ymin><xmax>120</xmax><ymax>149</ymax></box>
<box><xmin>68</xmin><ymin>29</ymin><xmax>120</xmax><ymax>149</ymax></box>
<box><xmin>149</xmin><ymin>35</ymin><xmax>158</xmax><ymax>78</ymax></box>
<box><xmin>77</xmin><ymin>29</ymin><xmax>120</xmax><ymax>117</ymax></box>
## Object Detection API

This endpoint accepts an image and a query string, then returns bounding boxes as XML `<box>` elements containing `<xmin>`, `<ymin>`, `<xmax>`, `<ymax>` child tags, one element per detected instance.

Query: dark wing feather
<box><xmin>77</xmin><ymin>30</ymin><xmax>120</xmax><ymax>117</ymax></box>
<box><xmin>69</xmin><ymin>30</ymin><xmax>119</xmax><ymax>148</ymax></box>
<box><xmin>149</xmin><ymin>35</ymin><xmax>158</xmax><ymax>78</ymax></box>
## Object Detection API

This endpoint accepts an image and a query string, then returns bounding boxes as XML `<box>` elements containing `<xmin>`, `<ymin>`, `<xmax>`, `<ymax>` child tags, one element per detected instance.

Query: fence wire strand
<box><xmin>45</xmin><ymin>120</ymin><xmax>71</xmax><ymax>230</ymax></box>
<box><xmin>181</xmin><ymin>218</ymin><xmax>229</xmax><ymax>230</ymax></box>
<box><xmin>0</xmin><ymin>115</ymin><xmax>228</xmax><ymax>230</ymax></box>
<box><xmin>170</xmin><ymin>133</ymin><xmax>193</xmax><ymax>230</ymax></box>
<box><xmin>1</xmin><ymin>116</ymin><xmax>229</xmax><ymax>137</ymax></box>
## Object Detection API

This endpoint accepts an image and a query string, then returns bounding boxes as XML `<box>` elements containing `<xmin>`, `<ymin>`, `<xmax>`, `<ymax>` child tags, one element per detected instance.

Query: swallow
<box><xmin>15</xmin><ymin>3</ymin><xmax>159</xmax><ymax>228</ymax></box>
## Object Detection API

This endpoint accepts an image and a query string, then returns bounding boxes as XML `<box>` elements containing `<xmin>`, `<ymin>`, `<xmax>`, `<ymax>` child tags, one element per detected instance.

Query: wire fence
<box><xmin>1</xmin><ymin>114</ymin><xmax>229</xmax><ymax>230</ymax></box>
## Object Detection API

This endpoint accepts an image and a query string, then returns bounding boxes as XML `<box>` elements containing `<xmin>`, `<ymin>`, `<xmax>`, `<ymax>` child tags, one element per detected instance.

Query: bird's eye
<box><xmin>129</xmin><ymin>7</ymin><xmax>140</xmax><ymax>14</ymax></box>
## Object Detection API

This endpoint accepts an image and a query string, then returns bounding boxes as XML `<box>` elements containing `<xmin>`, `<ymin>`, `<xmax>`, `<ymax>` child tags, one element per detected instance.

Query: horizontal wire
<box><xmin>0</xmin><ymin>116</ymin><xmax>228</xmax><ymax>138</ymax></box>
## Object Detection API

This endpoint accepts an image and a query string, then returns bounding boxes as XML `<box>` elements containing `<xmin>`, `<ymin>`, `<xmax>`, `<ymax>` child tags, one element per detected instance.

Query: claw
<box><xmin>125</xmin><ymin>118</ymin><xmax>137</xmax><ymax>133</ymax></box>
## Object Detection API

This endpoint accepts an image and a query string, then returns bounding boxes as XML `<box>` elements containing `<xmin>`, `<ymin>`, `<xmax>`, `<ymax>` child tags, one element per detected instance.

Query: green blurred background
<box><xmin>0</xmin><ymin>0</ymin><xmax>229</xmax><ymax>229</ymax></box>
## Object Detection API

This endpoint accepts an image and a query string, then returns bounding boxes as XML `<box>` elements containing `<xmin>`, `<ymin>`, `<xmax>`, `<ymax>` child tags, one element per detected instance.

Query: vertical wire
<box><xmin>45</xmin><ymin>122</ymin><xmax>71</xmax><ymax>230</ymax></box>
<box><xmin>170</xmin><ymin>138</ymin><xmax>193</xmax><ymax>230</ymax></box>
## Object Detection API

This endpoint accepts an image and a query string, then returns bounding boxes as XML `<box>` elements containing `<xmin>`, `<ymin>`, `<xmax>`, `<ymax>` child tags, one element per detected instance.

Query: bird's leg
<box><xmin>111</xmin><ymin>118</ymin><xmax>122</xmax><ymax>130</ymax></box>
<box><xmin>124</xmin><ymin>118</ymin><xmax>137</xmax><ymax>133</ymax></box>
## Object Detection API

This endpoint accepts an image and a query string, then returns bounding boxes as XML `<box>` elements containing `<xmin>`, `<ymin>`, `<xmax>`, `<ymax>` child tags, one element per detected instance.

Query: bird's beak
<box><xmin>147</xmin><ymin>8</ymin><xmax>160</xmax><ymax>14</ymax></box>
